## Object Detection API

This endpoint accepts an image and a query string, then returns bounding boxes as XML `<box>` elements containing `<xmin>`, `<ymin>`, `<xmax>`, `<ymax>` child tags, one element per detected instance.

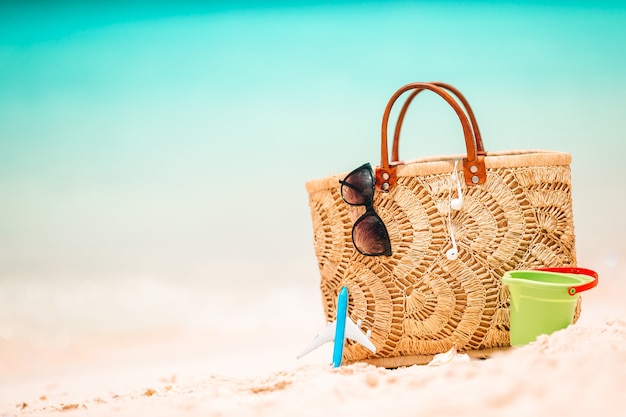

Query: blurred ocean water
<box><xmin>1</xmin><ymin>1</ymin><xmax>625</xmax><ymax>364</ymax></box>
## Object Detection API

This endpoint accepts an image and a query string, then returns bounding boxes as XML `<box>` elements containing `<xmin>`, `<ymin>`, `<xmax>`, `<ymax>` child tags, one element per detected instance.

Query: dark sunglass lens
<box><xmin>353</xmin><ymin>213</ymin><xmax>392</xmax><ymax>256</ymax></box>
<box><xmin>341</xmin><ymin>166</ymin><xmax>374</xmax><ymax>205</ymax></box>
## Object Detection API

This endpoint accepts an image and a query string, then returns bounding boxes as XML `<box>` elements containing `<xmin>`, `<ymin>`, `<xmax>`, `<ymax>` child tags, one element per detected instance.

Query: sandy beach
<box><xmin>2</xmin><ymin>263</ymin><xmax>625</xmax><ymax>417</ymax></box>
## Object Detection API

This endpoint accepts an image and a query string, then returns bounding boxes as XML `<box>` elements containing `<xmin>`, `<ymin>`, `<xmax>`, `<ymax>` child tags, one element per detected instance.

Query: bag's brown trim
<box><xmin>304</xmin><ymin>151</ymin><xmax>572</xmax><ymax>194</ymax></box>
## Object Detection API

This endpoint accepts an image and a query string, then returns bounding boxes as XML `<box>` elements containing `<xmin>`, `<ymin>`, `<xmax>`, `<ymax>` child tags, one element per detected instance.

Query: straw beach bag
<box><xmin>305</xmin><ymin>82</ymin><xmax>578</xmax><ymax>367</ymax></box>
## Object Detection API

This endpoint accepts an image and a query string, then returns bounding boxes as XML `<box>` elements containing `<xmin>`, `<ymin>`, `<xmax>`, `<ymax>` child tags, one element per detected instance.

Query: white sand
<box><xmin>1</xmin><ymin>270</ymin><xmax>624</xmax><ymax>417</ymax></box>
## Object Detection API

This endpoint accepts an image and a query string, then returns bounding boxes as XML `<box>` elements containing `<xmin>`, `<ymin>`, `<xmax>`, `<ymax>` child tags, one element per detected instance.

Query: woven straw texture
<box><xmin>306</xmin><ymin>150</ymin><xmax>578</xmax><ymax>367</ymax></box>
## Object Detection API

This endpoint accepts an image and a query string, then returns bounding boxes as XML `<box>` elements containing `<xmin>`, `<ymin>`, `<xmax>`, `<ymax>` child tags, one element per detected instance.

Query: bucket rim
<box><xmin>502</xmin><ymin>270</ymin><xmax>595</xmax><ymax>294</ymax></box>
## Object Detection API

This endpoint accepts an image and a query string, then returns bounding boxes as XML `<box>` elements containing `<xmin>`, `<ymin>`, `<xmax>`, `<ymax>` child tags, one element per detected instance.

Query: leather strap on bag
<box><xmin>392</xmin><ymin>82</ymin><xmax>485</xmax><ymax>162</ymax></box>
<box><xmin>376</xmin><ymin>82</ymin><xmax>487</xmax><ymax>192</ymax></box>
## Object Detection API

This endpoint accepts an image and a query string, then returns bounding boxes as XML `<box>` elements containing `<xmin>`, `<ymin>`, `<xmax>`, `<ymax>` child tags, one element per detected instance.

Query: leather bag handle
<box><xmin>392</xmin><ymin>82</ymin><xmax>485</xmax><ymax>162</ymax></box>
<box><xmin>376</xmin><ymin>82</ymin><xmax>486</xmax><ymax>192</ymax></box>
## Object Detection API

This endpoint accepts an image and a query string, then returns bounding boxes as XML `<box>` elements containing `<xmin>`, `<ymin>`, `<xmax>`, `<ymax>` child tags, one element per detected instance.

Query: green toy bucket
<box><xmin>502</xmin><ymin>267</ymin><xmax>598</xmax><ymax>347</ymax></box>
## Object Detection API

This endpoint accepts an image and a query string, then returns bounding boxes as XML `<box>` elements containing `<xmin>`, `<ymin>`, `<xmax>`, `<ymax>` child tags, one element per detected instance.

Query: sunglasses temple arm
<box><xmin>339</xmin><ymin>179</ymin><xmax>361</xmax><ymax>192</ymax></box>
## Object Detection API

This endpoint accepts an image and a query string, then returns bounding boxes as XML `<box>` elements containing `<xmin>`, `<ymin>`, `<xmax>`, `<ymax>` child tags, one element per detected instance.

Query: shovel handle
<box><xmin>535</xmin><ymin>267</ymin><xmax>599</xmax><ymax>296</ymax></box>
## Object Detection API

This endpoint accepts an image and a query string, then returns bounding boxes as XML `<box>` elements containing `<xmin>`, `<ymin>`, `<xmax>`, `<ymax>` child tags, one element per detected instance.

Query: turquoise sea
<box><xmin>1</xmin><ymin>1</ymin><xmax>625</xmax><ymax>376</ymax></box>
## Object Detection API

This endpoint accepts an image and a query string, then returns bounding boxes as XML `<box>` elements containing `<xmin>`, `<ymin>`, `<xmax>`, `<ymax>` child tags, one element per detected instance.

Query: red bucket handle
<box><xmin>534</xmin><ymin>267</ymin><xmax>599</xmax><ymax>296</ymax></box>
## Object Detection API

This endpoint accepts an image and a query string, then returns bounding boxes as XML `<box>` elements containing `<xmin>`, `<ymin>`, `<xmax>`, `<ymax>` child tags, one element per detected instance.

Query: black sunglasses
<box><xmin>339</xmin><ymin>163</ymin><xmax>392</xmax><ymax>256</ymax></box>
